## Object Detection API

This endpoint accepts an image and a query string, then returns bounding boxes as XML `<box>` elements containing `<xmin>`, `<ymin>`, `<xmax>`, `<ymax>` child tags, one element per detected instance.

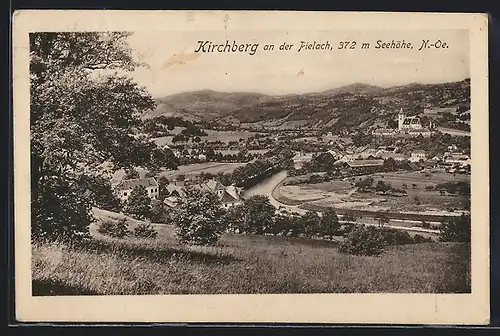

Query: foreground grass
<box><xmin>32</xmin><ymin>224</ymin><xmax>470</xmax><ymax>295</ymax></box>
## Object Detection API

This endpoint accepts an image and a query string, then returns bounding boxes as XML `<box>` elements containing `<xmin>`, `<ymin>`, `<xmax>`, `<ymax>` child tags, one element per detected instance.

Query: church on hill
<box><xmin>372</xmin><ymin>108</ymin><xmax>434</xmax><ymax>137</ymax></box>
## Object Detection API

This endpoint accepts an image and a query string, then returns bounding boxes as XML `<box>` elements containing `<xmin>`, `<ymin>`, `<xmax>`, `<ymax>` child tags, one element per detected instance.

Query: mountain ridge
<box><xmin>144</xmin><ymin>79</ymin><xmax>471</xmax><ymax>131</ymax></box>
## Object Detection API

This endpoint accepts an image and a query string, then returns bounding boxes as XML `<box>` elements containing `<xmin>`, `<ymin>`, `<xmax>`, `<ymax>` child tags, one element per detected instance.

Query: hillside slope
<box><xmin>145</xmin><ymin>79</ymin><xmax>470</xmax><ymax>131</ymax></box>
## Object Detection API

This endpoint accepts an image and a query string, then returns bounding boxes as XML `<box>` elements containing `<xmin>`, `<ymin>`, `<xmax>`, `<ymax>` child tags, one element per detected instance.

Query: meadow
<box><xmin>152</xmin><ymin>129</ymin><xmax>258</xmax><ymax>147</ymax></box>
<box><xmin>32</xmin><ymin>213</ymin><xmax>470</xmax><ymax>295</ymax></box>
<box><xmin>283</xmin><ymin>171</ymin><xmax>469</xmax><ymax>214</ymax></box>
<box><xmin>158</xmin><ymin>162</ymin><xmax>246</xmax><ymax>179</ymax></box>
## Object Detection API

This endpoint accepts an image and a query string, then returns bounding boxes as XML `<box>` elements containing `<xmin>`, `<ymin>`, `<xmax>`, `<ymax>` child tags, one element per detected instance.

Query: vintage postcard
<box><xmin>13</xmin><ymin>10</ymin><xmax>489</xmax><ymax>324</ymax></box>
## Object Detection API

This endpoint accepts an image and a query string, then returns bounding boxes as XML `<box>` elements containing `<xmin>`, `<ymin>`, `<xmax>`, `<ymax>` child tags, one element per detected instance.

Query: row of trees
<box><xmin>230</xmin><ymin>148</ymin><xmax>294</xmax><ymax>188</ymax></box>
<box><xmin>355</xmin><ymin>177</ymin><xmax>407</xmax><ymax>195</ymax></box>
<box><xmin>95</xmin><ymin>180</ymin><xmax>470</xmax><ymax>257</ymax></box>
<box><xmin>435</xmin><ymin>181</ymin><xmax>470</xmax><ymax>196</ymax></box>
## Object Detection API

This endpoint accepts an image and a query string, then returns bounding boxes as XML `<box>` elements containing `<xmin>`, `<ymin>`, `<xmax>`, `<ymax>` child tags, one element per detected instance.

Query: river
<box><xmin>242</xmin><ymin>170</ymin><xmax>308</xmax><ymax>214</ymax></box>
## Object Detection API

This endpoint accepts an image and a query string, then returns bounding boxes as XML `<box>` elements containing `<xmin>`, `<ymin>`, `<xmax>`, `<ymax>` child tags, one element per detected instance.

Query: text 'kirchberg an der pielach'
<box><xmin>193</xmin><ymin>39</ymin><xmax>450</xmax><ymax>55</ymax></box>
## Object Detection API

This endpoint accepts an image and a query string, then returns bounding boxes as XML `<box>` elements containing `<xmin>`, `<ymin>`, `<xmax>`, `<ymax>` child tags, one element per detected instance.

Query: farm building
<box><xmin>116</xmin><ymin>177</ymin><xmax>159</xmax><ymax>202</ymax></box>
<box><xmin>346</xmin><ymin>159</ymin><xmax>385</xmax><ymax>168</ymax></box>
<box><xmin>338</xmin><ymin>159</ymin><xmax>385</xmax><ymax>174</ymax></box>
<box><xmin>377</xmin><ymin>152</ymin><xmax>409</xmax><ymax>161</ymax></box>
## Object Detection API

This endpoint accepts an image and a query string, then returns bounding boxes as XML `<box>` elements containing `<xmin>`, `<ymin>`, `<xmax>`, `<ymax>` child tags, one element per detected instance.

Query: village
<box><xmin>110</xmin><ymin>105</ymin><xmax>471</xmax><ymax>237</ymax></box>
<box><xmin>29</xmin><ymin>31</ymin><xmax>474</xmax><ymax>296</ymax></box>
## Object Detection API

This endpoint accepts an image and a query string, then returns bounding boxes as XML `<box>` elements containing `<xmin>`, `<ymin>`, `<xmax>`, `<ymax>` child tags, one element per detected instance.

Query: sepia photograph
<box><xmin>13</xmin><ymin>10</ymin><xmax>489</xmax><ymax>324</ymax></box>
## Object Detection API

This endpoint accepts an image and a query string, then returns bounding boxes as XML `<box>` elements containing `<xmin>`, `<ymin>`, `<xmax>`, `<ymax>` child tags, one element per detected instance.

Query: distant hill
<box><xmin>144</xmin><ymin>79</ymin><xmax>470</xmax><ymax>131</ymax></box>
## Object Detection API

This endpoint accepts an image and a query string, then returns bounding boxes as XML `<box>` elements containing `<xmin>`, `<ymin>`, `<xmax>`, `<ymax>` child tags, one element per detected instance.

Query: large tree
<box><xmin>173</xmin><ymin>187</ymin><xmax>227</xmax><ymax>246</ymax></box>
<box><xmin>320</xmin><ymin>208</ymin><xmax>340</xmax><ymax>239</ymax></box>
<box><xmin>241</xmin><ymin>195</ymin><xmax>276</xmax><ymax>235</ymax></box>
<box><xmin>30</xmin><ymin>32</ymin><xmax>156</xmax><ymax>241</ymax></box>
<box><xmin>125</xmin><ymin>185</ymin><xmax>153</xmax><ymax>221</ymax></box>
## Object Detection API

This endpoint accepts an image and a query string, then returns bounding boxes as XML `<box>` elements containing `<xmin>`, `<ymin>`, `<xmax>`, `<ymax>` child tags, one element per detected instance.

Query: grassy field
<box><xmin>307</xmin><ymin>180</ymin><xmax>353</xmax><ymax>193</ymax></box>
<box><xmin>215</xmin><ymin>149</ymin><xmax>269</xmax><ymax>156</ymax></box>
<box><xmin>112</xmin><ymin>163</ymin><xmax>245</xmax><ymax>182</ymax></box>
<box><xmin>371</xmin><ymin>171</ymin><xmax>469</xmax><ymax>186</ymax></box>
<box><xmin>158</xmin><ymin>162</ymin><xmax>245</xmax><ymax>179</ymax></box>
<box><xmin>286</xmin><ymin>171</ymin><xmax>469</xmax><ymax>214</ymax></box>
<box><xmin>370</xmin><ymin>171</ymin><xmax>469</xmax><ymax>212</ymax></box>
<box><xmin>32</xmin><ymin>215</ymin><xmax>470</xmax><ymax>295</ymax></box>
<box><xmin>153</xmin><ymin>129</ymin><xmax>257</xmax><ymax>146</ymax></box>
<box><xmin>273</xmin><ymin>174</ymin><xmax>330</xmax><ymax>205</ymax></box>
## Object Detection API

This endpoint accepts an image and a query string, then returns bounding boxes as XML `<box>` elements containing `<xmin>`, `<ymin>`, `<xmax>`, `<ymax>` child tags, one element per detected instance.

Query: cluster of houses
<box><xmin>163</xmin><ymin>145</ymin><xmax>207</xmax><ymax>161</ymax></box>
<box><xmin>115</xmin><ymin>176</ymin><xmax>243</xmax><ymax>209</ymax></box>
<box><xmin>321</xmin><ymin>142</ymin><xmax>470</xmax><ymax>173</ymax></box>
<box><xmin>163</xmin><ymin>179</ymin><xmax>243</xmax><ymax>209</ymax></box>
<box><xmin>327</xmin><ymin>146</ymin><xmax>430</xmax><ymax>165</ymax></box>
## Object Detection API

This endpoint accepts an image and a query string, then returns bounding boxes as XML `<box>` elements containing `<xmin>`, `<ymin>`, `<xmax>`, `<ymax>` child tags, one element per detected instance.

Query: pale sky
<box><xmin>127</xmin><ymin>29</ymin><xmax>469</xmax><ymax>98</ymax></box>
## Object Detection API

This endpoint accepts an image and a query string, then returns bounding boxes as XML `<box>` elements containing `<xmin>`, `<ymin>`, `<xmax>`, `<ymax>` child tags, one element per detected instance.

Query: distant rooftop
<box><xmin>117</xmin><ymin>177</ymin><xmax>158</xmax><ymax>191</ymax></box>
<box><xmin>347</xmin><ymin>159</ymin><xmax>384</xmax><ymax>168</ymax></box>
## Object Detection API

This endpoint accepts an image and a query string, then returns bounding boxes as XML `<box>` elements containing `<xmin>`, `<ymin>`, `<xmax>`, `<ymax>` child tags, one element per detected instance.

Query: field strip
<box><xmin>339</xmin><ymin>220</ymin><xmax>440</xmax><ymax>234</ymax></box>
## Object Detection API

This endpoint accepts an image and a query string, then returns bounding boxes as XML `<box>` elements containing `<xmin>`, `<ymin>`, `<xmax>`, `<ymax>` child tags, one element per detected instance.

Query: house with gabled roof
<box><xmin>163</xmin><ymin>179</ymin><xmax>243</xmax><ymax>209</ymax></box>
<box><xmin>192</xmin><ymin>179</ymin><xmax>243</xmax><ymax>208</ymax></box>
<box><xmin>116</xmin><ymin>177</ymin><xmax>159</xmax><ymax>202</ymax></box>
<box><xmin>165</xmin><ymin>183</ymin><xmax>187</xmax><ymax>199</ymax></box>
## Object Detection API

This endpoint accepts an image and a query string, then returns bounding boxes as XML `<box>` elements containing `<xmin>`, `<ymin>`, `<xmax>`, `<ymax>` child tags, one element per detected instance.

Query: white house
<box><xmin>335</xmin><ymin>154</ymin><xmax>356</xmax><ymax>164</ymax></box>
<box><xmin>409</xmin><ymin>150</ymin><xmax>427</xmax><ymax>162</ymax></box>
<box><xmin>116</xmin><ymin>177</ymin><xmax>159</xmax><ymax>202</ymax></box>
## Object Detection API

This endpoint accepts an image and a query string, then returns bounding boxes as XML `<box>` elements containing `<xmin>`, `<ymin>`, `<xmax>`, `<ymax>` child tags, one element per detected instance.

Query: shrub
<box><xmin>380</xmin><ymin>228</ymin><xmax>414</xmax><ymax>245</ymax></box>
<box><xmin>150</xmin><ymin>201</ymin><xmax>169</xmax><ymax>224</ymax></box>
<box><xmin>413</xmin><ymin>196</ymin><xmax>421</xmax><ymax>205</ymax></box>
<box><xmin>439</xmin><ymin>214</ymin><xmax>471</xmax><ymax>242</ymax></box>
<box><xmin>337</xmin><ymin>223</ymin><xmax>355</xmax><ymax>236</ymax></box>
<box><xmin>97</xmin><ymin>218</ymin><xmax>129</xmax><ymax>238</ymax></box>
<box><xmin>413</xmin><ymin>234</ymin><xmax>432</xmax><ymax>243</ymax></box>
<box><xmin>133</xmin><ymin>223</ymin><xmax>158</xmax><ymax>239</ymax></box>
<box><xmin>419</xmin><ymin>220</ymin><xmax>430</xmax><ymax>229</ymax></box>
<box><xmin>339</xmin><ymin>225</ymin><xmax>387</xmax><ymax>256</ymax></box>
<box><xmin>320</xmin><ymin>209</ymin><xmax>341</xmax><ymax>239</ymax></box>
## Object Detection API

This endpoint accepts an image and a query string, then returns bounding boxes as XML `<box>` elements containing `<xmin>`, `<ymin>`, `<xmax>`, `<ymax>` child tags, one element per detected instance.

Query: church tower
<box><xmin>398</xmin><ymin>108</ymin><xmax>406</xmax><ymax>130</ymax></box>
